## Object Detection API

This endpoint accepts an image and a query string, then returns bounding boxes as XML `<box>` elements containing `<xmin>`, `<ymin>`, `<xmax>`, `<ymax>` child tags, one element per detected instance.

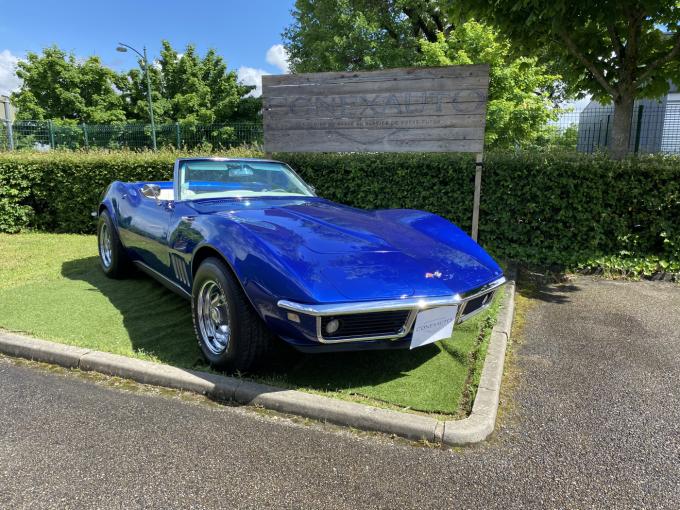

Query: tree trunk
<box><xmin>609</xmin><ymin>95</ymin><xmax>635</xmax><ymax>159</ymax></box>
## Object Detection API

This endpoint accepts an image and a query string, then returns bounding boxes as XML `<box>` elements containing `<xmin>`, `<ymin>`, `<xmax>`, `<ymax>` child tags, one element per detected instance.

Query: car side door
<box><xmin>118</xmin><ymin>184</ymin><xmax>174</xmax><ymax>277</ymax></box>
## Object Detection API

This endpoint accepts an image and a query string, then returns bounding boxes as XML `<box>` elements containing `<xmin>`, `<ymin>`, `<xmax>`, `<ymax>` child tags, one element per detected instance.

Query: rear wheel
<box><xmin>97</xmin><ymin>210</ymin><xmax>130</xmax><ymax>278</ymax></box>
<box><xmin>192</xmin><ymin>257</ymin><xmax>274</xmax><ymax>372</ymax></box>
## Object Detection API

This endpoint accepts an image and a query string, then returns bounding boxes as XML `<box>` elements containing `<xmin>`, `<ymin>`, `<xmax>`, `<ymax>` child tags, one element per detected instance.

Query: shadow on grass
<box><xmin>437</xmin><ymin>340</ymin><xmax>471</xmax><ymax>365</ymax></box>
<box><xmin>61</xmin><ymin>256</ymin><xmax>207</xmax><ymax>370</ymax></box>
<box><xmin>259</xmin><ymin>342</ymin><xmax>440</xmax><ymax>393</ymax></box>
<box><xmin>61</xmin><ymin>256</ymin><xmax>438</xmax><ymax>391</ymax></box>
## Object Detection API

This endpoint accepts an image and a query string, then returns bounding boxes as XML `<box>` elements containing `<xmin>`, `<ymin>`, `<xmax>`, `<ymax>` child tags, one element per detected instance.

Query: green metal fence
<box><xmin>0</xmin><ymin>122</ymin><xmax>6</xmax><ymax>151</ymax></box>
<box><xmin>0</xmin><ymin>120</ymin><xmax>263</xmax><ymax>151</ymax></box>
<box><xmin>4</xmin><ymin>103</ymin><xmax>680</xmax><ymax>154</ymax></box>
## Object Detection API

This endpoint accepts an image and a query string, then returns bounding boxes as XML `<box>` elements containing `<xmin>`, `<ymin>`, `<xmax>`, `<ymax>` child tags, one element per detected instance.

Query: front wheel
<box><xmin>192</xmin><ymin>257</ymin><xmax>273</xmax><ymax>372</ymax></box>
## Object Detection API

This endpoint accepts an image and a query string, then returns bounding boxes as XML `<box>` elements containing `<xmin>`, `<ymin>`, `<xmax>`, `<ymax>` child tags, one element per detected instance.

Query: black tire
<box><xmin>192</xmin><ymin>257</ymin><xmax>274</xmax><ymax>372</ymax></box>
<box><xmin>97</xmin><ymin>210</ymin><xmax>130</xmax><ymax>278</ymax></box>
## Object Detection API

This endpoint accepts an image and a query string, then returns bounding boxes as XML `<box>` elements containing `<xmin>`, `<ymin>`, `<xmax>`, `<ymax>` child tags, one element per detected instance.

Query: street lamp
<box><xmin>117</xmin><ymin>42</ymin><xmax>157</xmax><ymax>150</ymax></box>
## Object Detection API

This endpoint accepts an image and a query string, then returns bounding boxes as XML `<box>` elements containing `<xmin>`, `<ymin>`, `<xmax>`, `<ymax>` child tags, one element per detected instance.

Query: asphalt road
<box><xmin>1</xmin><ymin>277</ymin><xmax>679</xmax><ymax>509</ymax></box>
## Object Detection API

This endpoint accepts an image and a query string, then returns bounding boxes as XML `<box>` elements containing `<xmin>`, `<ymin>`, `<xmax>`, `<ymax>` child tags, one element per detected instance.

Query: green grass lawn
<box><xmin>0</xmin><ymin>232</ymin><xmax>500</xmax><ymax>415</ymax></box>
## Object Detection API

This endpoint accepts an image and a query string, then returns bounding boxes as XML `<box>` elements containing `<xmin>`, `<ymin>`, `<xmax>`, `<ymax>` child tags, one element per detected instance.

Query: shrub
<box><xmin>0</xmin><ymin>148</ymin><xmax>260</xmax><ymax>233</ymax></box>
<box><xmin>279</xmin><ymin>151</ymin><xmax>680</xmax><ymax>273</ymax></box>
<box><xmin>1</xmin><ymin>148</ymin><xmax>678</xmax><ymax>274</ymax></box>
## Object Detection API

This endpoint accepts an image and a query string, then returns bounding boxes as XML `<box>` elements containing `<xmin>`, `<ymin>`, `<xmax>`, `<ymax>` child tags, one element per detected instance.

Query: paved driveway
<box><xmin>0</xmin><ymin>277</ymin><xmax>678</xmax><ymax>509</ymax></box>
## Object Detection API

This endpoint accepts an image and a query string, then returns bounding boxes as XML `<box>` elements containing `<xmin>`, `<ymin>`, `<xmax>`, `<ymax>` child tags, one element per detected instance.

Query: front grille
<box><xmin>461</xmin><ymin>291</ymin><xmax>495</xmax><ymax>317</ymax></box>
<box><xmin>320</xmin><ymin>310</ymin><xmax>411</xmax><ymax>340</ymax></box>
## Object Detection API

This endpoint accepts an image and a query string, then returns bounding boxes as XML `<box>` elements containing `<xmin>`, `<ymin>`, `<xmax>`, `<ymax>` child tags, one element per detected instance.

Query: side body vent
<box><xmin>170</xmin><ymin>254</ymin><xmax>190</xmax><ymax>286</ymax></box>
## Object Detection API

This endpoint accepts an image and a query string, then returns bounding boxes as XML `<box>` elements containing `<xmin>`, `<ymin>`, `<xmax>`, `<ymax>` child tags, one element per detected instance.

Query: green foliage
<box><xmin>418</xmin><ymin>21</ymin><xmax>560</xmax><ymax>147</ymax></box>
<box><xmin>455</xmin><ymin>1</ymin><xmax>680</xmax><ymax>103</ymax></box>
<box><xmin>454</xmin><ymin>0</ymin><xmax>680</xmax><ymax>157</ymax></box>
<box><xmin>284</xmin><ymin>152</ymin><xmax>476</xmax><ymax>221</ymax></box>
<box><xmin>0</xmin><ymin>148</ymin><xmax>260</xmax><ymax>233</ymax></box>
<box><xmin>0</xmin><ymin>162</ymin><xmax>34</xmax><ymax>233</ymax></box>
<box><xmin>11</xmin><ymin>47</ymin><xmax>126</xmax><ymax>123</ymax></box>
<box><xmin>283</xmin><ymin>0</ymin><xmax>440</xmax><ymax>72</ymax></box>
<box><xmin>9</xmin><ymin>42</ymin><xmax>260</xmax><ymax>127</ymax></box>
<box><xmin>121</xmin><ymin>41</ymin><xmax>259</xmax><ymax>125</ymax></box>
<box><xmin>283</xmin><ymin>1</ymin><xmax>565</xmax><ymax>148</ymax></box>
<box><xmin>1</xmin><ymin>150</ymin><xmax>678</xmax><ymax>277</ymax></box>
<box><xmin>279</xmin><ymin>151</ymin><xmax>680</xmax><ymax>275</ymax></box>
<box><xmin>531</xmin><ymin>124</ymin><xmax>579</xmax><ymax>151</ymax></box>
<box><xmin>577</xmin><ymin>254</ymin><xmax>680</xmax><ymax>278</ymax></box>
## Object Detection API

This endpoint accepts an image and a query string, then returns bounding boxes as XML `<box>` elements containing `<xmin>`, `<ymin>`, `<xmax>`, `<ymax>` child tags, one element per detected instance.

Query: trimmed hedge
<box><xmin>0</xmin><ymin>148</ymin><xmax>260</xmax><ymax>233</ymax></box>
<box><xmin>1</xmin><ymin>149</ymin><xmax>678</xmax><ymax>273</ymax></box>
<box><xmin>282</xmin><ymin>151</ymin><xmax>680</xmax><ymax>273</ymax></box>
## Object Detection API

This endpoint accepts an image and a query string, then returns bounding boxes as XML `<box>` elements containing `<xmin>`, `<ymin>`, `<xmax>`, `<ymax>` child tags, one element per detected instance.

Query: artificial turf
<box><xmin>0</xmin><ymin>232</ymin><xmax>500</xmax><ymax>415</ymax></box>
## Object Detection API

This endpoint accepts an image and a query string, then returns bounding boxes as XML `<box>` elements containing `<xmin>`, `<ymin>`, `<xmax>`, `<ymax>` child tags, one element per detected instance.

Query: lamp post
<box><xmin>117</xmin><ymin>43</ymin><xmax>157</xmax><ymax>150</ymax></box>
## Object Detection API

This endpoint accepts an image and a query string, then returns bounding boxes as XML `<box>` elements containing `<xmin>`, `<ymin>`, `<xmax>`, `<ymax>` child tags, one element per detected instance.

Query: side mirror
<box><xmin>141</xmin><ymin>183</ymin><xmax>161</xmax><ymax>200</ymax></box>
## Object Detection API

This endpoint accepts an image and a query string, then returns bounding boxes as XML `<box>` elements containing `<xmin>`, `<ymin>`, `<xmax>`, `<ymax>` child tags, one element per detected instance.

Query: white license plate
<box><xmin>409</xmin><ymin>305</ymin><xmax>458</xmax><ymax>349</ymax></box>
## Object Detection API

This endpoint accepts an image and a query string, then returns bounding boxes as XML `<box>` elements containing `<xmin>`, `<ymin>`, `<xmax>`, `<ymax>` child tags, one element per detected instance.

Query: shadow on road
<box><xmin>516</xmin><ymin>266</ymin><xmax>582</xmax><ymax>304</ymax></box>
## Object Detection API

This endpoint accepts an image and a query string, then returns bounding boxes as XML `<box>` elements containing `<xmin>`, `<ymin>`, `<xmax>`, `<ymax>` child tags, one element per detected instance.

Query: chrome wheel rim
<box><xmin>197</xmin><ymin>280</ymin><xmax>231</xmax><ymax>355</ymax></box>
<box><xmin>99</xmin><ymin>223</ymin><xmax>113</xmax><ymax>268</ymax></box>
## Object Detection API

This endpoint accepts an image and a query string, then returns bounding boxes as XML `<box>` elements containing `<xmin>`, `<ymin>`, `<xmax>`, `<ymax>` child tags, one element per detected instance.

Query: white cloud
<box><xmin>236</xmin><ymin>44</ymin><xmax>289</xmax><ymax>97</ymax></box>
<box><xmin>0</xmin><ymin>49</ymin><xmax>21</xmax><ymax>96</ymax></box>
<box><xmin>265</xmin><ymin>44</ymin><xmax>290</xmax><ymax>74</ymax></box>
<box><xmin>237</xmin><ymin>45</ymin><xmax>290</xmax><ymax>97</ymax></box>
<box><xmin>237</xmin><ymin>66</ymin><xmax>270</xmax><ymax>97</ymax></box>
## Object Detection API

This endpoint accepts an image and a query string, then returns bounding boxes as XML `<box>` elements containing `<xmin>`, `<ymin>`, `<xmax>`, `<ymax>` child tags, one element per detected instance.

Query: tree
<box><xmin>283</xmin><ymin>0</ymin><xmax>563</xmax><ymax>147</ymax></box>
<box><xmin>10</xmin><ymin>42</ymin><xmax>259</xmax><ymax>130</ymax></box>
<box><xmin>453</xmin><ymin>1</ymin><xmax>680</xmax><ymax>158</ymax></box>
<box><xmin>120</xmin><ymin>41</ymin><xmax>258</xmax><ymax>125</ymax></box>
<box><xmin>418</xmin><ymin>21</ymin><xmax>559</xmax><ymax>147</ymax></box>
<box><xmin>284</xmin><ymin>0</ymin><xmax>452</xmax><ymax>72</ymax></box>
<box><xmin>11</xmin><ymin>46</ymin><xmax>126</xmax><ymax>123</ymax></box>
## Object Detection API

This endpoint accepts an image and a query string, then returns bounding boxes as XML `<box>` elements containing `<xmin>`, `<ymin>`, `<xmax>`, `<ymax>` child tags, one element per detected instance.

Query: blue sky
<box><xmin>0</xmin><ymin>0</ymin><xmax>296</xmax><ymax>95</ymax></box>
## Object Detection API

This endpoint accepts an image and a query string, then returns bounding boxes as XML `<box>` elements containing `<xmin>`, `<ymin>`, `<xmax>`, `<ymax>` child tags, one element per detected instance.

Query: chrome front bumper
<box><xmin>277</xmin><ymin>276</ymin><xmax>506</xmax><ymax>344</ymax></box>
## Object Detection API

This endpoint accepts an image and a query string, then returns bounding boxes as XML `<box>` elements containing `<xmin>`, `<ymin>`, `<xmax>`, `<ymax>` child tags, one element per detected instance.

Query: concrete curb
<box><xmin>442</xmin><ymin>277</ymin><xmax>516</xmax><ymax>445</ymax></box>
<box><xmin>0</xmin><ymin>277</ymin><xmax>515</xmax><ymax>446</ymax></box>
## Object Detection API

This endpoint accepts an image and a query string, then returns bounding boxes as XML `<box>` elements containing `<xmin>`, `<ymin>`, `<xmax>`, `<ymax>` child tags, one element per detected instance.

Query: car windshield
<box><xmin>178</xmin><ymin>160</ymin><xmax>314</xmax><ymax>200</ymax></box>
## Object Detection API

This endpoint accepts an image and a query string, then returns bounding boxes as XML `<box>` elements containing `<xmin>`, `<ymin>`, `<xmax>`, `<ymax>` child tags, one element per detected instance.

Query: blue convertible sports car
<box><xmin>97</xmin><ymin>157</ymin><xmax>505</xmax><ymax>371</ymax></box>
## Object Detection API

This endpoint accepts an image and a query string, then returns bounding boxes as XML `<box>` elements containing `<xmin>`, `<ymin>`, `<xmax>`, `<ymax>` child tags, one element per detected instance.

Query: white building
<box><xmin>577</xmin><ymin>83</ymin><xmax>679</xmax><ymax>154</ymax></box>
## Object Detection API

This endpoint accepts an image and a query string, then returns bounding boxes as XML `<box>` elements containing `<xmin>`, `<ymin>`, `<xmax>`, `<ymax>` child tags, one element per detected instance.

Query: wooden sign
<box><xmin>262</xmin><ymin>64</ymin><xmax>489</xmax><ymax>153</ymax></box>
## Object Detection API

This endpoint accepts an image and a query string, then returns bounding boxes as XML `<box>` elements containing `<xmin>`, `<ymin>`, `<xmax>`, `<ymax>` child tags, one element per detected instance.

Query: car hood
<box><xmin>191</xmin><ymin>198</ymin><xmax>502</xmax><ymax>301</ymax></box>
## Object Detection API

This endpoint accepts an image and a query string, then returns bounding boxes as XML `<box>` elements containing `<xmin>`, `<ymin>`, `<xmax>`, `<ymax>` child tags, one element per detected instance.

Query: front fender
<box><xmin>177</xmin><ymin>215</ymin><xmax>322</xmax><ymax>343</ymax></box>
<box><xmin>190</xmin><ymin>216</ymin><xmax>317</xmax><ymax>303</ymax></box>
<box><xmin>375</xmin><ymin>208</ymin><xmax>502</xmax><ymax>274</ymax></box>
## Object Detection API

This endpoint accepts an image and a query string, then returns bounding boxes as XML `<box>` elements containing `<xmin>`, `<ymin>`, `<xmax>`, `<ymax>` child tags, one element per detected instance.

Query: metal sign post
<box><xmin>471</xmin><ymin>153</ymin><xmax>483</xmax><ymax>241</ymax></box>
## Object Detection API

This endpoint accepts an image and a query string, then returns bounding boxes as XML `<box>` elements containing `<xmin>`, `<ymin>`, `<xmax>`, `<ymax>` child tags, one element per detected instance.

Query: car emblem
<box><xmin>425</xmin><ymin>271</ymin><xmax>443</xmax><ymax>279</ymax></box>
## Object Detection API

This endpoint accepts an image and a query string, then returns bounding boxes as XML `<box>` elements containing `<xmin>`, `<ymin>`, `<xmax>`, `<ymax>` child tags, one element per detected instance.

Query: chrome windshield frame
<box><xmin>172</xmin><ymin>157</ymin><xmax>315</xmax><ymax>202</ymax></box>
